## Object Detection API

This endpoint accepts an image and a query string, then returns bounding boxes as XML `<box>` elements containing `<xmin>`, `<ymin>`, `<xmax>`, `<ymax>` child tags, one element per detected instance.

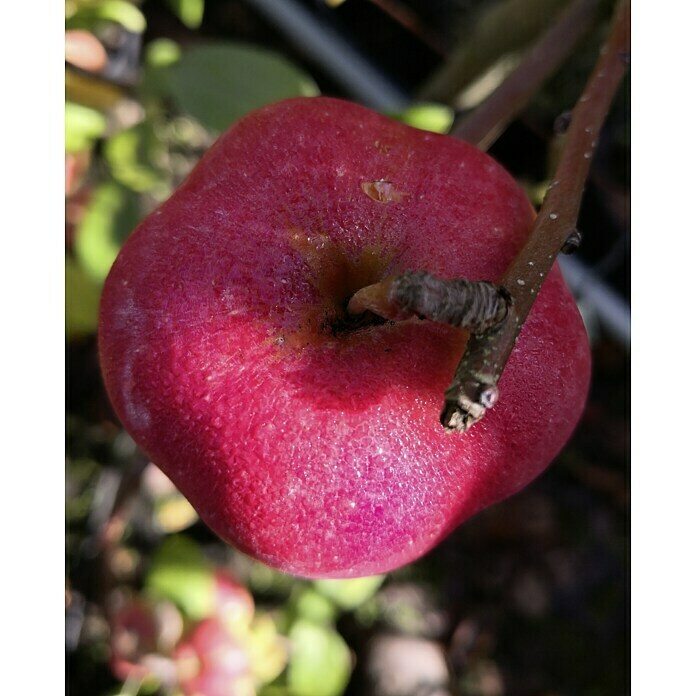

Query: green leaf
<box><xmin>145</xmin><ymin>38</ymin><xmax>182</xmax><ymax>69</ymax></box>
<box><xmin>314</xmin><ymin>575</ymin><xmax>385</xmax><ymax>611</ymax></box>
<box><xmin>74</xmin><ymin>181</ymin><xmax>142</xmax><ymax>283</ymax></box>
<box><xmin>166</xmin><ymin>42</ymin><xmax>320</xmax><ymax>133</ymax></box>
<box><xmin>248</xmin><ymin>614</ymin><xmax>289</xmax><ymax>685</ymax></box>
<box><xmin>65</xmin><ymin>257</ymin><xmax>103</xmax><ymax>338</ymax></box>
<box><xmin>287</xmin><ymin>620</ymin><xmax>351</xmax><ymax>696</ymax></box>
<box><xmin>294</xmin><ymin>588</ymin><xmax>337</xmax><ymax>624</ymax></box>
<box><xmin>145</xmin><ymin>535</ymin><xmax>215</xmax><ymax>620</ymax></box>
<box><xmin>66</xmin><ymin>0</ymin><xmax>146</xmax><ymax>33</ymax></box>
<box><xmin>65</xmin><ymin>102</ymin><xmax>106</xmax><ymax>153</ymax></box>
<box><xmin>246</xmin><ymin>560</ymin><xmax>297</xmax><ymax>596</ymax></box>
<box><xmin>165</xmin><ymin>0</ymin><xmax>205</xmax><ymax>29</ymax></box>
<box><xmin>392</xmin><ymin>103</ymin><xmax>454</xmax><ymax>134</ymax></box>
<box><xmin>104</xmin><ymin>122</ymin><xmax>167</xmax><ymax>193</ymax></box>
<box><xmin>140</xmin><ymin>39</ymin><xmax>182</xmax><ymax>101</ymax></box>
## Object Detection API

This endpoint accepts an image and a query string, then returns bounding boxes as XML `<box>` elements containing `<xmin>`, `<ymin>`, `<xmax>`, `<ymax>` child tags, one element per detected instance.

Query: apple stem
<box><xmin>348</xmin><ymin>271</ymin><xmax>512</xmax><ymax>334</ymax></box>
<box><xmin>442</xmin><ymin>0</ymin><xmax>629</xmax><ymax>431</ymax></box>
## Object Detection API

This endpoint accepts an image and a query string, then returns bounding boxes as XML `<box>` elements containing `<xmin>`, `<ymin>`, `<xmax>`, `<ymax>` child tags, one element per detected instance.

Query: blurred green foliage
<box><xmin>75</xmin><ymin>182</ymin><xmax>142</xmax><ymax>283</ymax></box>
<box><xmin>392</xmin><ymin>102</ymin><xmax>454</xmax><ymax>134</ymax></box>
<box><xmin>66</xmin><ymin>2</ymin><xmax>322</xmax><ymax>342</ymax></box>
<box><xmin>166</xmin><ymin>43</ymin><xmax>320</xmax><ymax>132</ymax></box>
<box><xmin>287</xmin><ymin>621</ymin><xmax>352</xmax><ymax>696</ymax></box>
<box><xmin>137</xmin><ymin>533</ymin><xmax>382</xmax><ymax>696</ymax></box>
<box><xmin>165</xmin><ymin>0</ymin><xmax>205</xmax><ymax>29</ymax></box>
<box><xmin>314</xmin><ymin>575</ymin><xmax>385</xmax><ymax>611</ymax></box>
<box><xmin>66</xmin><ymin>0</ymin><xmax>147</xmax><ymax>33</ymax></box>
<box><xmin>104</xmin><ymin>123</ymin><xmax>168</xmax><ymax>194</ymax></box>
<box><xmin>65</xmin><ymin>102</ymin><xmax>107</xmax><ymax>153</ymax></box>
<box><xmin>65</xmin><ymin>1</ymin><xmax>451</xmax><ymax>345</ymax></box>
<box><xmin>66</xmin><ymin>257</ymin><xmax>102</xmax><ymax>337</ymax></box>
<box><xmin>146</xmin><ymin>535</ymin><xmax>216</xmax><ymax>620</ymax></box>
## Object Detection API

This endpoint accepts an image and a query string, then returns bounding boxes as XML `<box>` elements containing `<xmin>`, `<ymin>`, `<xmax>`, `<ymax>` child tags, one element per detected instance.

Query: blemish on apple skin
<box><xmin>361</xmin><ymin>180</ymin><xmax>408</xmax><ymax>203</ymax></box>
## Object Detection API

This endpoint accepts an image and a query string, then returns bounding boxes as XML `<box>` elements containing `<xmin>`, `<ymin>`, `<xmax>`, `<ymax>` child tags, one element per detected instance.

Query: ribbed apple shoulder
<box><xmin>99</xmin><ymin>97</ymin><xmax>590</xmax><ymax>578</ymax></box>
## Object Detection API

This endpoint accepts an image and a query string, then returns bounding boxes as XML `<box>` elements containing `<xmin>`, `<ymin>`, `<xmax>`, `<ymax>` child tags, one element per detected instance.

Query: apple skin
<box><xmin>99</xmin><ymin>97</ymin><xmax>590</xmax><ymax>578</ymax></box>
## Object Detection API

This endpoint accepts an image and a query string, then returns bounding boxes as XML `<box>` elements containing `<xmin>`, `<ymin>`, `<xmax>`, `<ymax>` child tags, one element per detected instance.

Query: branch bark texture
<box><xmin>349</xmin><ymin>0</ymin><xmax>629</xmax><ymax>431</ymax></box>
<box><xmin>451</xmin><ymin>0</ymin><xmax>602</xmax><ymax>150</ymax></box>
<box><xmin>442</xmin><ymin>0</ymin><xmax>630</xmax><ymax>430</ymax></box>
<box><xmin>418</xmin><ymin>0</ymin><xmax>572</xmax><ymax>103</ymax></box>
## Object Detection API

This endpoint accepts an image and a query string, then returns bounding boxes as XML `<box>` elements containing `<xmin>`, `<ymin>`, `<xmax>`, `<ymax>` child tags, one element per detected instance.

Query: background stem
<box><xmin>418</xmin><ymin>0</ymin><xmax>573</xmax><ymax>103</ymax></box>
<box><xmin>452</xmin><ymin>0</ymin><xmax>602</xmax><ymax>150</ymax></box>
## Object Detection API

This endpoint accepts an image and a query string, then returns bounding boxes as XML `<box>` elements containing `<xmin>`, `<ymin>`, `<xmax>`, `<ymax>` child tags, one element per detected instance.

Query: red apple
<box><xmin>109</xmin><ymin>598</ymin><xmax>182</xmax><ymax>684</ymax></box>
<box><xmin>212</xmin><ymin>570</ymin><xmax>255</xmax><ymax>632</ymax></box>
<box><xmin>174</xmin><ymin>618</ymin><xmax>252</xmax><ymax>696</ymax></box>
<box><xmin>99</xmin><ymin>97</ymin><xmax>590</xmax><ymax>578</ymax></box>
<box><xmin>109</xmin><ymin>599</ymin><xmax>160</xmax><ymax>682</ymax></box>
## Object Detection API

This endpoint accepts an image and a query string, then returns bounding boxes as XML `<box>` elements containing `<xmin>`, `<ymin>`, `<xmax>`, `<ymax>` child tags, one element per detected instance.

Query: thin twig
<box><xmin>452</xmin><ymin>0</ymin><xmax>602</xmax><ymax>150</ymax></box>
<box><xmin>367</xmin><ymin>0</ymin><xmax>448</xmax><ymax>55</ymax></box>
<box><xmin>418</xmin><ymin>0</ymin><xmax>570</xmax><ymax>103</ymax></box>
<box><xmin>441</xmin><ymin>0</ymin><xmax>629</xmax><ymax>430</ymax></box>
